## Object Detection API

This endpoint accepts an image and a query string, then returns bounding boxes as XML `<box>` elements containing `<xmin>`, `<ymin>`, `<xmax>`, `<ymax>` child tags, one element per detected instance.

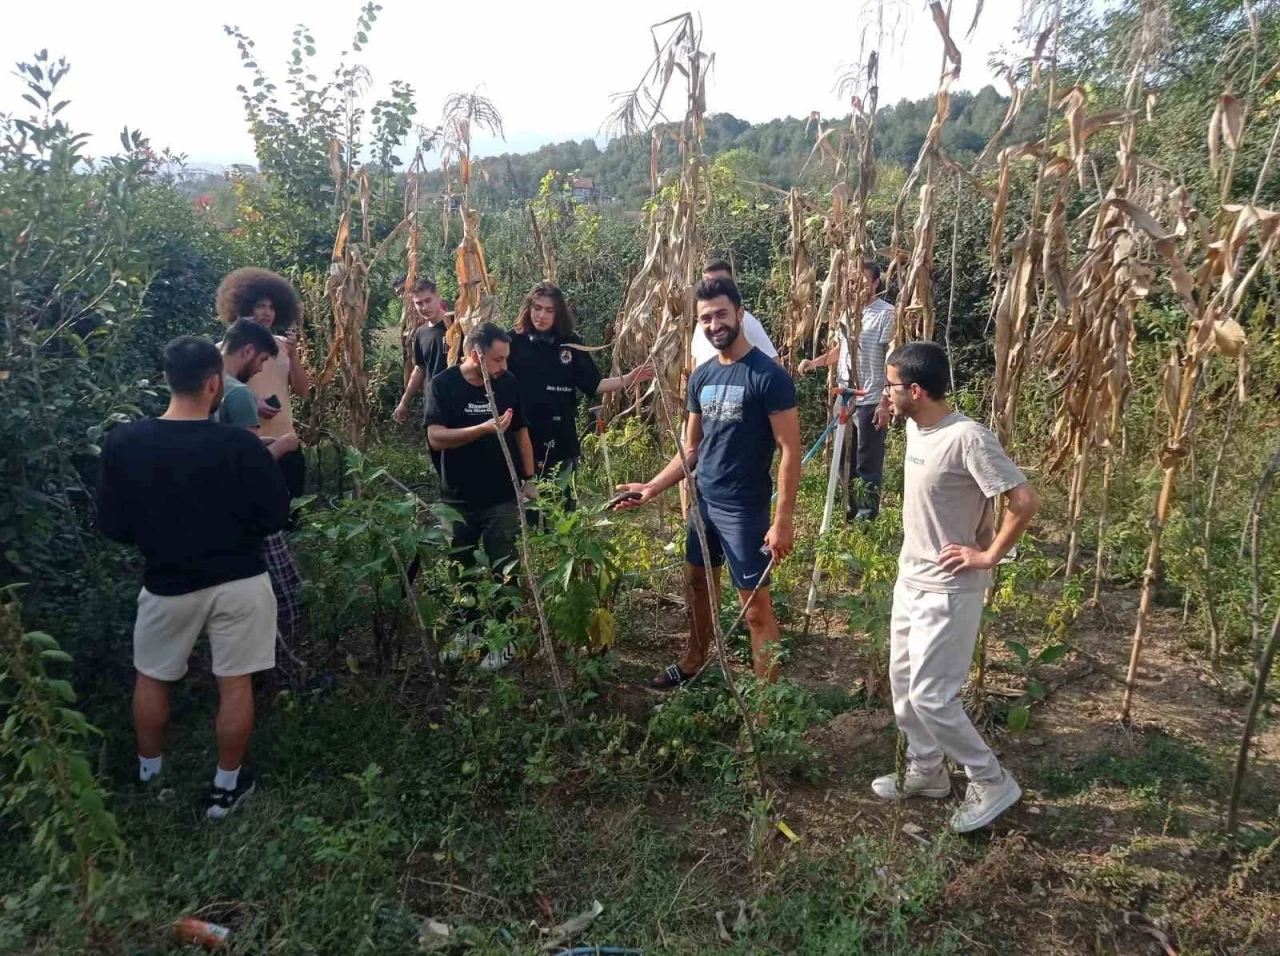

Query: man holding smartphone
<box><xmin>215</xmin><ymin>271</ymin><xmax>310</xmax><ymax>664</ymax></box>
<box><xmin>215</xmin><ymin>268</ymin><xmax>312</xmax><ymax>500</ymax></box>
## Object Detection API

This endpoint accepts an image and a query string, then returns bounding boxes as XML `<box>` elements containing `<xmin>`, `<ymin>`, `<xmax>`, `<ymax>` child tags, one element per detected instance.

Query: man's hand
<box><xmin>521</xmin><ymin>480</ymin><xmax>539</xmax><ymax>501</ymax></box>
<box><xmin>257</xmin><ymin>397</ymin><xmax>281</xmax><ymax>420</ymax></box>
<box><xmin>489</xmin><ymin>408</ymin><xmax>514</xmax><ymax>435</ymax></box>
<box><xmin>873</xmin><ymin>402</ymin><xmax>892</xmax><ymax>430</ymax></box>
<box><xmin>797</xmin><ymin>358</ymin><xmax>813</xmax><ymax>376</ymax></box>
<box><xmin>282</xmin><ymin>331</ymin><xmax>298</xmax><ymax>356</ymax></box>
<box><xmin>393</xmin><ymin>401</ymin><xmax>410</xmax><ymax>424</ymax></box>
<box><xmin>611</xmin><ymin>482</ymin><xmax>655</xmax><ymax>510</ymax></box>
<box><xmin>624</xmin><ymin>363</ymin><xmax>655</xmax><ymax>389</ymax></box>
<box><xmin>938</xmin><ymin>544</ymin><xmax>996</xmax><ymax>574</ymax></box>
<box><xmin>764</xmin><ymin>517</ymin><xmax>795</xmax><ymax>563</ymax></box>
<box><xmin>273</xmin><ymin>432</ymin><xmax>301</xmax><ymax>456</ymax></box>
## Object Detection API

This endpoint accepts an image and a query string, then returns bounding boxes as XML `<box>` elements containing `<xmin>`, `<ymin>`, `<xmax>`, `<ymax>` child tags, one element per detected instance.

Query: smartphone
<box><xmin>264</xmin><ymin>395</ymin><xmax>282</xmax><ymax>409</ymax></box>
<box><xmin>606</xmin><ymin>491</ymin><xmax>643</xmax><ymax>510</ymax></box>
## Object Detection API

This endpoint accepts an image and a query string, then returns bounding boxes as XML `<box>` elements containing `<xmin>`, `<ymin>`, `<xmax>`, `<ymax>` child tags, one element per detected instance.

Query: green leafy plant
<box><xmin>0</xmin><ymin>592</ymin><xmax>122</xmax><ymax>903</ymax></box>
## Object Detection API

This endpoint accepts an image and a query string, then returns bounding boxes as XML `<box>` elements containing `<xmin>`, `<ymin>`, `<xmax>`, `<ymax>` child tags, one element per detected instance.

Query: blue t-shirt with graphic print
<box><xmin>687</xmin><ymin>346</ymin><xmax>797</xmax><ymax>509</ymax></box>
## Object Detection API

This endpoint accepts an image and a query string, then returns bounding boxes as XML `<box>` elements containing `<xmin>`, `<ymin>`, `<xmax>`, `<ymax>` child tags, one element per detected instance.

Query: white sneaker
<box><xmin>951</xmin><ymin>771</ymin><xmax>1022</xmax><ymax>833</ymax></box>
<box><xmin>478</xmin><ymin>643</ymin><xmax>515</xmax><ymax>672</ymax></box>
<box><xmin>871</xmin><ymin>766</ymin><xmax>952</xmax><ymax>800</ymax></box>
<box><xmin>439</xmin><ymin>631</ymin><xmax>482</xmax><ymax>664</ymax></box>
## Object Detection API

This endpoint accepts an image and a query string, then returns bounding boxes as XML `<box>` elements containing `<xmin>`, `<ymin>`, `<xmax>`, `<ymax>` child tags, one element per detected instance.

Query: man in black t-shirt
<box><xmin>424</xmin><ymin>322</ymin><xmax>535</xmax><ymax>669</ymax></box>
<box><xmin>98</xmin><ymin>336</ymin><xmax>290</xmax><ymax>820</ymax></box>
<box><xmin>393</xmin><ymin>279</ymin><xmax>452</xmax><ymax>424</ymax></box>
<box><xmin>507</xmin><ymin>282</ymin><xmax>652</xmax><ymax>513</ymax></box>
<box><xmin>616</xmin><ymin>278</ymin><xmax>801</xmax><ymax>689</ymax></box>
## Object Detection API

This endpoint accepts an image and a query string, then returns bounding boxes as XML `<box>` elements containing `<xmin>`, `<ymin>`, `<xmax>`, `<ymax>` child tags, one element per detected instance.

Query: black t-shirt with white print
<box><xmin>507</xmin><ymin>331</ymin><xmax>603</xmax><ymax>471</ymax></box>
<box><xmin>423</xmin><ymin>366</ymin><xmax>527</xmax><ymax>507</ymax></box>
<box><xmin>413</xmin><ymin>321</ymin><xmax>449</xmax><ymax>423</ymax></box>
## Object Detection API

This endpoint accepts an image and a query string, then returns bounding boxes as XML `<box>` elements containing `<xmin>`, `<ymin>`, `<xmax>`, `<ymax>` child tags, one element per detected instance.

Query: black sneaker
<box><xmin>206</xmin><ymin>767</ymin><xmax>256</xmax><ymax>821</ymax></box>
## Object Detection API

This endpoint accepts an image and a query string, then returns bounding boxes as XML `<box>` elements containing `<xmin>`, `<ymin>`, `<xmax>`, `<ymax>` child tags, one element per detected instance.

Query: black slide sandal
<box><xmin>651</xmin><ymin>663</ymin><xmax>694</xmax><ymax>690</ymax></box>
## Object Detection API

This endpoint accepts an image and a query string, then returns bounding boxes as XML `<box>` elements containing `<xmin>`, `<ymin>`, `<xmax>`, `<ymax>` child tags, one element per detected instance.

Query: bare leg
<box><xmin>133</xmin><ymin>672</ymin><xmax>171</xmax><ymax>759</ymax></box>
<box><xmin>682</xmin><ymin>563</ymin><xmax>722</xmax><ymax>674</ymax></box>
<box><xmin>740</xmin><ymin>586</ymin><xmax>781</xmax><ymax>683</ymax></box>
<box><xmin>214</xmin><ymin>674</ymin><xmax>255</xmax><ymax>771</ymax></box>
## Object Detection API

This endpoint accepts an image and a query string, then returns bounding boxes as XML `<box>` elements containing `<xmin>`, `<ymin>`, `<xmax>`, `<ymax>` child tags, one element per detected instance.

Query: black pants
<box><xmin>441</xmin><ymin>499</ymin><xmax>521</xmax><ymax>625</ymax></box>
<box><xmin>278</xmin><ymin>449</ymin><xmax>306</xmax><ymax>500</ymax></box>
<box><xmin>846</xmin><ymin>404</ymin><xmax>886</xmax><ymax>519</ymax></box>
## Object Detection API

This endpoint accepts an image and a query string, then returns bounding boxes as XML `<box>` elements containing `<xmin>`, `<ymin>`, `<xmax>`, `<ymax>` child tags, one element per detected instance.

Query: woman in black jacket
<box><xmin>507</xmin><ymin>282</ymin><xmax>651</xmax><ymax>512</ymax></box>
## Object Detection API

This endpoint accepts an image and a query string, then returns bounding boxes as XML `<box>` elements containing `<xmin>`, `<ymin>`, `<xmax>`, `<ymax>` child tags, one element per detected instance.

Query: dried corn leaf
<box><xmin>1212</xmin><ymin>318</ymin><xmax>1246</xmax><ymax>357</ymax></box>
<box><xmin>1219</xmin><ymin>93</ymin><xmax>1244</xmax><ymax>149</ymax></box>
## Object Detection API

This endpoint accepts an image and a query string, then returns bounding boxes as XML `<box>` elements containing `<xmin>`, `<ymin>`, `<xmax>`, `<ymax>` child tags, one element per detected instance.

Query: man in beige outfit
<box><xmin>873</xmin><ymin>341</ymin><xmax>1040</xmax><ymax>833</ymax></box>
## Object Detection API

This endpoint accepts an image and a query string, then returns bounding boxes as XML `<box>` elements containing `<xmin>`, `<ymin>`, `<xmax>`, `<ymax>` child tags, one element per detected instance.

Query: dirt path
<box><xmin>608</xmin><ymin>577</ymin><xmax>1280</xmax><ymax>954</ymax></box>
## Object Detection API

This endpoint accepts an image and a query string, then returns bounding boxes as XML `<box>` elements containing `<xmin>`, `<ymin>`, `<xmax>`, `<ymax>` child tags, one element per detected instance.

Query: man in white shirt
<box><xmin>797</xmin><ymin>262</ymin><xmax>895</xmax><ymax>520</ymax></box>
<box><xmin>874</xmin><ymin>340</ymin><xmax>1040</xmax><ymax>833</ymax></box>
<box><xmin>691</xmin><ymin>259</ymin><xmax>779</xmax><ymax>367</ymax></box>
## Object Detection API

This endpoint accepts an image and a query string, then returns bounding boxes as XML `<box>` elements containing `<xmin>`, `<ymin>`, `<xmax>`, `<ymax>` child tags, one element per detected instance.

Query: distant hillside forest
<box><xmin>186</xmin><ymin>85</ymin><xmax>1041</xmax><ymax>214</ymax></box>
<box><xmin>445</xmin><ymin>85</ymin><xmax>1039</xmax><ymax>208</ymax></box>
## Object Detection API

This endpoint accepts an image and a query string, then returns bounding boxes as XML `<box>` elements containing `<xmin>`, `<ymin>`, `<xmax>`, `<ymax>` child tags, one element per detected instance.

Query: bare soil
<box><xmin>607</xmin><ymin>575</ymin><xmax>1280</xmax><ymax>955</ymax></box>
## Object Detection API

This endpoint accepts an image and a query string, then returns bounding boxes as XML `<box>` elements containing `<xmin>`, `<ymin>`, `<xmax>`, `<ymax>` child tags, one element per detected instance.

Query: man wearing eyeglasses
<box><xmin>873</xmin><ymin>341</ymin><xmax>1040</xmax><ymax>834</ymax></box>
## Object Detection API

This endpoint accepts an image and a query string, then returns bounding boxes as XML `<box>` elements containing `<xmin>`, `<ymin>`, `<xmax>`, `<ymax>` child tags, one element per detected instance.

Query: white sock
<box><xmin>213</xmin><ymin>765</ymin><xmax>241</xmax><ymax>791</ymax></box>
<box><xmin>138</xmin><ymin>755</ymin><xmax>163</xmax><ymax>782</ymax></box>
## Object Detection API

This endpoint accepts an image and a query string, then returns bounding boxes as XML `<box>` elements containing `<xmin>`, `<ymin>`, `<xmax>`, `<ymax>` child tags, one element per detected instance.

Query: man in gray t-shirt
<box><xmin>872</xmin><ymin>341</ymin><xmax>1040</xmax><ymax>835</ymax></box>
<box><xmin>215</xmin><ymin>319</ymin><xmax>278</xmax><ymax>427</ymax></box>
<box><xmin>796</xmin><ymin>262</ymin><xmax>895</xmax><ymax>520</ymax></box>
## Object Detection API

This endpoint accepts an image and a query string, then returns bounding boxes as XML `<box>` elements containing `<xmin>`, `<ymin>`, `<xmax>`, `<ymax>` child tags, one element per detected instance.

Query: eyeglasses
<box><xmin>883</xmin><ymin>382</ymin><xmax>913</xmax><ymax>393</ymax></box>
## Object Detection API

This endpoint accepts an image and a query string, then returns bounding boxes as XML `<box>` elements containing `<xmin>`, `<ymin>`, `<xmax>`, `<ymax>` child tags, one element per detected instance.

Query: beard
<box><xmin>708</xmin><ymin>322</ymin><xmax>741</xmax><ymax>351</ymax></box>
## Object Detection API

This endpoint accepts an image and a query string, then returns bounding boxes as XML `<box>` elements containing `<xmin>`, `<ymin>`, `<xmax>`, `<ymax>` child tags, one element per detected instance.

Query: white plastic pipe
<box><xmin>805</xmin><ymin>407</ymin><xmax>848</xmax><ymax>619</ymax></box>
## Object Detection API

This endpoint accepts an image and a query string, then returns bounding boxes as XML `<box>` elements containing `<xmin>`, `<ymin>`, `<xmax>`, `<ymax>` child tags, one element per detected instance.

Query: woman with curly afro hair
<box><xmin>214</xmin><ymin>268</ymin><xmax>311</xmax><ymax>498</ymax></box>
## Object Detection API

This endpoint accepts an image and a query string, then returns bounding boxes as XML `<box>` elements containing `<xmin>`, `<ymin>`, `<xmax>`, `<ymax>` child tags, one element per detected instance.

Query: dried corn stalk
<box><xmin>990</xmin><ymin>228</ymin><xmax>1042</xmax><ymax>449</ymax></box>
<box><xmin>783</xmin><ymin>189</ymin><xmax>818</xmax><ymax>369</ymax></box>
<box><xmin>400</xmin><ymin>149</ymin><xmax>424</xmax><ymax>388</ymax></box>
<box><xmin>888</xmin><ymin>1</ymin><xmax>961</xmax><ymax>344</ymax></box>
<box><xmin>1033</xmin><ymin>68</ymin><xmax>1150</xmax><ymax>578</ymax></box>
<box><xmin>1117</xmin><ymin>187</ymin><xmax>1273</xmax><ymax>723</ymax></box>
<box><xmin>442</xmin><ymin>93</ymin><xmax>503</xmax><ymax>364</ymax></box>
<box><xmin>605</xmin><ymin>13</ymin><xmax>712</xmax><ymax>426</ymax></box>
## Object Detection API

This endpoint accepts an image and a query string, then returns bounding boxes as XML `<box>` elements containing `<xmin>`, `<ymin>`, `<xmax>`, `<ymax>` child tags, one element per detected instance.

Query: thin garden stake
<box><xmin>477</xmin><ymin>360</ymin><xmax>571</xmax><ymax>722</ymax></box>
<box><xmin>1226</xmin><ymin>448</ymin><xmax>1280</xmax><ymax>834</ymax></box>
<box><xmin>804</xmin><ymin>392</ymin><xmax>854</xmax><ymax>630</ymax></box>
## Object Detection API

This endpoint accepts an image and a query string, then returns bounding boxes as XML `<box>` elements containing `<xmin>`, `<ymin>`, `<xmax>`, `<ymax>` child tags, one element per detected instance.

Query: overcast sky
<box><xmin>3</xmin><ymin>0</ymin><xmax>1032</xmax><ymax>167</ymax></box>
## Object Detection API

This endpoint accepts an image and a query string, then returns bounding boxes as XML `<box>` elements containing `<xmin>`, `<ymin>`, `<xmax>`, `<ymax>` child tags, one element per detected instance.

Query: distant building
<box><xmin>572</xmin><ymin>177</ymin><xmax>599</xmax><ymax>204</ymax></box>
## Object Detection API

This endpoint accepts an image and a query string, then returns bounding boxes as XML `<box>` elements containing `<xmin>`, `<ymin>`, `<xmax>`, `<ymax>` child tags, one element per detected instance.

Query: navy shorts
<box><xmin>685</xmin><ymin>498</ymin><xmax>772</xmax><ymax>590</ymax></box>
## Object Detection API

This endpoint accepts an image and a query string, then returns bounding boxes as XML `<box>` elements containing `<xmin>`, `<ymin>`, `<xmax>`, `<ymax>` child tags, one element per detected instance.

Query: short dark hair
<box><xmin>222</xmin><ymin>318</ymin><xmax>280</xmax><ymax>358</ymax></box>
<box><xmin>393</xmin><ymin>273</ymin><xmax>409</xmax><ymax>295</ymax></box>
<box><xmin>464</xmin><ymin>321</ymin><xmax>510</xmax><ymax>355</ymax></box>
<box><xmin>411</xmin><ymin>278</ymin><xmax>438</xmax><ymax>295</ymax></box>
<box><xmin>887</xmin><ymin>341</ymin><xmax>950</xmax><ymax>400</ymax></box>
<box><xmin>694</xmin><ymin>276</ymin><xmax>743</xmax><ymax>310</ymax></box>
<box><xmin>163</xmin><ymin>336</ymin><xmax>223</xmax><ymax>397</ymax></box>
<box><xmin>215</xmin><ymin>267</ymin><xmax>302</xmax><ymax>330</ymax></box>
<box><xmin>513</xmin><ymin>281</ymin><xmax>575</xmax><ymax>337</ymax></box>
<box><xmin>703</xmin><ymin>257</ymin><xmax>734</xmax><ymax>276</ymax></box>
<box><xmin>863</xmin><ymin>260</ymin><xmax>883</xmax><ymax>290</ymax></box>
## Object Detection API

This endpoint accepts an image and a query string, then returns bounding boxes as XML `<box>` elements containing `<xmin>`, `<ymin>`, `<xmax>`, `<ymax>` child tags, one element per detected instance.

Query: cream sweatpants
<box><xmin>889</xmin><ymin>578</ymin><xmax>1002</xmax><ymax>784</ymax></box>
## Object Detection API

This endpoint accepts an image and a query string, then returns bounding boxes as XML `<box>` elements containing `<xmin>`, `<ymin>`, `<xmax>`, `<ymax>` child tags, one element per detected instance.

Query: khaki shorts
<box><xmin>133</xmin><ymin>573</ymin><xmax>276</xmax><ymax>680</ymax></box>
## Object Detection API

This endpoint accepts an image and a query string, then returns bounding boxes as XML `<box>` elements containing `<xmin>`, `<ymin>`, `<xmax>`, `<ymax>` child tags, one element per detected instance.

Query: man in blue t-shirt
<box><xmin>616</xmin><ymin>277</ymin><xmax>801</xmax><ymax>688</ymax></box>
